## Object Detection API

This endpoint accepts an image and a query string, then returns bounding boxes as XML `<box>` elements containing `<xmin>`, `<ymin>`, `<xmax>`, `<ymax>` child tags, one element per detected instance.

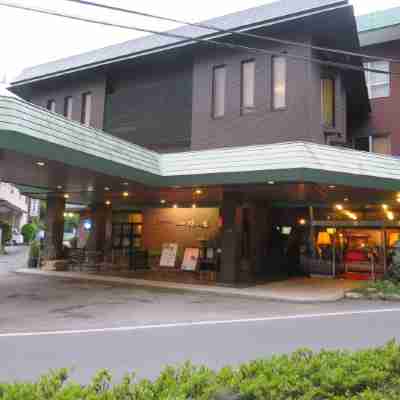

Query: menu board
<box><xmin>181</xmin><ymin>248</ymin><xmax>200</xmax><ymax>271</ymax></box>
<box><xmin>160</xmin><ymin>243</ymin><xmax>178</xmax><ymax>267</ymax></box>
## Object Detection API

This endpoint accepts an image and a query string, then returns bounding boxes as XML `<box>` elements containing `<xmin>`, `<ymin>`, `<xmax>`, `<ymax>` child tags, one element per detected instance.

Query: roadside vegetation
<box><xmin>2</xmin><ymin>341</ymin><xmax>400</xmax><ymax>399</ymax></box>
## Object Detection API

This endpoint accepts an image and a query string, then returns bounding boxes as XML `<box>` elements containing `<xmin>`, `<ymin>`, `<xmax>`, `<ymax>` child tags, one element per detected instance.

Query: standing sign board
<box><xmin>181</xmin><ymin>248</ymin><xmax>200</xmax><ymax>271</ymax></box>
<box><xmin>160</xmin><ymin>243</ymin><xmax>178</xmax><ymax>267</ymax></box>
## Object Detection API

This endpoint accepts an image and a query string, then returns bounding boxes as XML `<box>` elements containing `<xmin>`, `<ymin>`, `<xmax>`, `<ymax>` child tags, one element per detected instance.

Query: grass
<box><xmin>350</xmin><ymin>279</ymin><xmax>400</xmax><ymax>298</ymax></box>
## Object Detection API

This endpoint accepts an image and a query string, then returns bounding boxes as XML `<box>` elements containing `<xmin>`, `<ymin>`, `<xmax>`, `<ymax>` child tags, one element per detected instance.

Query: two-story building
<box><xmin>2</xmin><ymin>0</ymin><xmax>400</xmax><ymax>284</ymax></box>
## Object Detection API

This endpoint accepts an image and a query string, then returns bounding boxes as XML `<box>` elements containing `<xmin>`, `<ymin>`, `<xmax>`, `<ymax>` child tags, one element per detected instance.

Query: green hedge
<box><xmin>2</xmin><ymin>341</ymin><xmax>400</xmax><ymax>399</ymax></box>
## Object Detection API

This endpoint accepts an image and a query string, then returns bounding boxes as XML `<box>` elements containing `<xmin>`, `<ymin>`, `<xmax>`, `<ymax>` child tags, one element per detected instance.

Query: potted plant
<box><xmin>28</xmin><ymin>240</ymin><xmax>41</xmax><ymax>268</ymax></box>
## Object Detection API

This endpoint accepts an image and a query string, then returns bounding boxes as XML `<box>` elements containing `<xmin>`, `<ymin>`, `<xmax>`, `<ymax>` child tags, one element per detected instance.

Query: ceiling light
<box><xmin>36</xmin><ymin>161</ymin><xmax>45</xmax><ymax>167</ymax></box>
<box><xmin>344</xmin><ymin>197</ymin><xmax>349</xmax><ymax>202</ymax></box>
<box><xmin>63</xmin><ymin>194</ymin><xmax>70</xmax><ymax>199</ymax></box>
<box><xmin>160</xmin><ymin>199</ymin><xmax>166</xmax><ymax>205</ymax></box>
<box><xmin>299</xmin><ymin>218</ymin><xmax>306</xmax><ymax>225</ymax></box>
<box><xmin>105</xmin><ymin>200</ymin><xmax>111</xmax><ymax>206</ymax></box>
<box><xmin>335</xmin><ymin>204</ymin><xmax>343</xmax><ymax>211</ymax></box>
<box><xmin>173</xmin><ymin>204</ymin><xmax>178</xmax><ymax>208</ymax></box>
<box><xmin>388</xmin><ymin>211</ymin><xmax>395</xmax><ymax>221</ymax></box>
<box><xmin>122</xmin><ymin>191</ymin><xmax>129</xmax><ymax>197</ymax></box>
<box><xmin>194</xmin><ymin>189</ymin><xmax>203</xmax><ymax>195</ymax></box>
<box><xmin>328</xmin><ymin>185</ymin><xmax>336</xmax><ymax>189</ymax></box>
<box><xmin>192</xmin><ymin>203</ymin><xmax>197</xmax><ymax>208</ymax></box>
<box><xmin>382</xmin><ymin>204</ymin><xmax>389</xmax><ymax>210</ymax></box>
<box><xmin>56</xmin><ymin>185</ymin><xmax>63</xmax><ymax>190</ymax></box>
<box><xmin>397</xmin><ymin>198</ymin><xmax>400</xmax><ymax>203</ymax></box>
<box><xmin>267</xmin><ymin>181</ymin><xmax>275</xmax><ymax>185</ymax></box>
<box><xmin>104</xmin><ymin>187</ymin><xmax>110</xmax><ymax>191</ymax></box>
<box><xmin>122</xmin><ymin>182</ymin><xmax>129</xmax><ymax>186</ymax></box>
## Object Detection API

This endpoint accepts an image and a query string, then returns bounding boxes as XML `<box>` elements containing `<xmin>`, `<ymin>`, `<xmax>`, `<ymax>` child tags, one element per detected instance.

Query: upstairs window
<box><xmin>364</xmin><ymin>61</ymin><xmax>390</xmax><ymax>99</ymax></box>
<box><xmin>46</xmin><ymin>99</ymin><xmax>56</xmax><ymax>112</ymax></box>
<box><xmin>354</xmin><ymin>135</ymin><xmax>391</xmax><ymax>155</ymax></box>
<box><xmin>321</xmin><ymin>78</ymin><xmax>335</xmax><ymax>127</ymax></box>
<box><xmin>81</xmin><ymin>92</ymin><xmax>92</xmax><ymax>126</ymax></box>
<box><xmin>272</xmin><ymin>56</ymin><xmax>286</xmax><ymax>109</ymax></box>
<box><xmin>63</xmin><ymin>96</ymin><xmax>73</xmax><ymax>119</ymax></box>
<box><xmin>241</xmin><ymin>60</ymin><xmax>255</xmax><ymax>113</ymax></box>
<box><xmin>212</xmin><ymin>66</ymin><xmax>226</xmax><ymax>118</ymax></box>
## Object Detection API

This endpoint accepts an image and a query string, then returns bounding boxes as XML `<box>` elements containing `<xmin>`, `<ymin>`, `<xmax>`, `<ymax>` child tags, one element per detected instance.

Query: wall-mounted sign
<box><xmin>176</xmin><ymin>219</ymin><xmax>209</xmax><ymax>229</ymax></box>
<box><xmin>160</xmin><ymin>243</ymin><xmax>178</xmax><ymax>268</ymax></box>
<box><xmin>181</xmin><ymin>248</ymin><xmax>200</xmax><ymax>271</ymax></box>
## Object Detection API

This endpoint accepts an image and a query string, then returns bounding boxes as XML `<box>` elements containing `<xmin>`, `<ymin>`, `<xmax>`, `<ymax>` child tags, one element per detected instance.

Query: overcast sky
<box><xmin>1</xmin><ymin>0</ymin><xmax>399</xmax><ymax>81</ymax></box>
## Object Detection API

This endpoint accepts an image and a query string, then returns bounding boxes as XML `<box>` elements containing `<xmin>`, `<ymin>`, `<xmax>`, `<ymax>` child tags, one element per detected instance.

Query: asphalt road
<box><xmin>1</xmin><ymin>246</ymin><xmax>400</xmax><ymax>384</ymax></box>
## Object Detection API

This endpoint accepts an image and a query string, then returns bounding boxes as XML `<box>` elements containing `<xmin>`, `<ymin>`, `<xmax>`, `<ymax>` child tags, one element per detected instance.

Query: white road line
<box><xmin>1</xmin><ymin>307</ymin><xmax>400</xmax><ymax>338</ymax></box>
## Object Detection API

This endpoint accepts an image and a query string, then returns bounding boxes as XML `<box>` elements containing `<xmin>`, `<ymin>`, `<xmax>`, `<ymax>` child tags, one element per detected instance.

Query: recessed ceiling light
<box><xmin>299</xmin><ymin>218</ymin><xmax>306</xmax><ymax>225</ymax></box>
<box><xmin>268</xmin><ymin>181</ymin><xmax>275</xmax><ymax>185</ymax></box>
<box><xmin>194</xmin><ymin>189</ymin><xmax>203</xmax><ymax>195</ymax></box>
<box><xmin>87</xmin><ymin>185</ymin><xmax>94</xmax><ymax>192</ymax></box>
<box><xmin>328</xmin><ymin>185</ymin><xmax>336</xmax><ymax>189</ymax></box>
<box><xmin>192</xmin><ymin>203</ymin><xmax>197</xmax><ymax>208</ymax></box>
<box><xmin>122</xmin><ymin>182</ymin><xmax>129</xmax><ymax>186</ymax></box>
<box><xmin>56</xmin><ymin>185</ymin><xmax>63</xmax><ymax>190</ymax></box>
<box><xmin>344</xmin><ymin>197</ymin><xmax>349</xmax><ymax>202</ymax></box>
<box><xmin>382</xmin><ymin>204</ymin><xmax>389</xmax><ymax>210</ymax></box>
<box><xmin>36</xmin><ymin>161</ymin><xmax>45</xmax><ymax>167</ymax></box>
<box><xmin>122</xmin><ymin>191</ymin><xmax>129</xmax><ymax>197</ymax></box>
<box><xmin>105</xmin><ymin>200</ymin><xmax>111</xmax><ymax>206</ymax></box>
<box><xmin>173</xmin><ymin>204</ymin><xmax>178</xmax><ymax>208</ymax></box>
<box><xmin>64</xmin><ymin>194</ymin><xmax>70</xmax><ymax>199</ymax></box>
<box><xmin>160</xmin><ymin>199</ymin><xmax>166</xmax><ymax>204</ymax></box>
<box><xmin>335</xmin><ymin>204</ymin><xmax>343</xmax><ymax>211</ymax></box>
<box><xmin>104</xmin><ymin>187</ymin><xmax>110</xmax><ymax>191</ymax></box>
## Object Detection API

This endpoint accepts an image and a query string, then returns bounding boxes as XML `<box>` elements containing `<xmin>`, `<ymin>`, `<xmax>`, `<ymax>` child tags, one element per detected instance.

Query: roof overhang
<box><xmin>1</xmin><ymin>95</ymin><xmax>400</xmax><ymax>194</ymax></box>
<box><xmin>359</xmin><ymin>24</ymin><xmax>400</xmax><ymax>47</ymax></box>
<box><xmin>10</xmin><ymin>0</ymin><xmax>349</xmax><ymax>87</ymax></box>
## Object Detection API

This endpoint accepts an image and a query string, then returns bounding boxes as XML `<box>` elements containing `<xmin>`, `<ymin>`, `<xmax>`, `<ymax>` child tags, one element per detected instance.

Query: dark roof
<box><xmin>12</xmin><ymin>0</ymin><xmax>347</xmax><ymax>85</ymax></box>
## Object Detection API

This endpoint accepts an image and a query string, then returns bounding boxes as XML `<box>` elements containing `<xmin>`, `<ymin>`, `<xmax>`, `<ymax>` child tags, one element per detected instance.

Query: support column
<box><xmin>218</xmin><ymin>193</ymin><xmax>243</xmax><ymax>286</ymax></box>
<box><xmin>43</xmin><ymin>196</ymin><xmax>65</xmax><ymax>260</ymax></box>
<box><xmin>86</xmin><ymin>203</ymin><xmax>112</xmax><ymax>252</ymax></box>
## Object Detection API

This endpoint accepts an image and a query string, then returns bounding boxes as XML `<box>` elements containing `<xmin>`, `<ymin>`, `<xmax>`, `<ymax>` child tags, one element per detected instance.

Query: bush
<box><xmin>2</xmin><ymin>341</ymin><xmax>400</xmax><ymax>399</ymax></box>
<box><xmin>0</xmin><ymin>221</ymin><xmax>12</xmax><ymax>245</ymax></box>
<box><xmin>21</xmin><ymin>223</ymin><xmax>38</xmax><ymax>244</ymax></box>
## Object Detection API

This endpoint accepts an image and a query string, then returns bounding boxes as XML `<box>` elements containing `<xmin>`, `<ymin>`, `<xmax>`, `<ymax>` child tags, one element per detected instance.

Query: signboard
<box><xmin>181</xmin><ymin>248</ymin><xmax>200</xmax><ymax>271</ymax></box>
<box><xmin>160</xmin><ymin>243</ymin><xmax>178</xmax><ymax>267</ymax></box>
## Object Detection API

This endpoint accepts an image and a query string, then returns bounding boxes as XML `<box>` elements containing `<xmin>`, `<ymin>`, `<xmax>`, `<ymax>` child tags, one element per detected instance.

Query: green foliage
<box><xmin>21</xmin><ymin>223</ymin><xmax>38</xmax><ymax>244</ymax></box>
<box><xmin>2</xmin><ymin>342</ymin><xmax>400</xmax><ymax>399</ymax></box>
<box><xmin>0</xmin><ymin>221</ymin><xmax>12</xmax><ymax>245</ymax></box>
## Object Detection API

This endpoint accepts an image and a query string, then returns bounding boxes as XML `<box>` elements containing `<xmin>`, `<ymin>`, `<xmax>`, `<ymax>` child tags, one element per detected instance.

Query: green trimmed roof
<box><xmin>2</xmin><ymin>94</ymin><xmax>400</xmax><ymax>191</ymax></box>
<box><xmin>357</xmin><ymin>6</ymin><xmax>400</xmax><ymax>32</ymax></box>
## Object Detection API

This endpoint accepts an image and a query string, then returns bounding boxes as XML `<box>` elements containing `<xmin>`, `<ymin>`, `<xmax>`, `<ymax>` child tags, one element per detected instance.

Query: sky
<box><xmin>1</xmin><ymin>0</ymin><xmax>400</xmax><ymax>81</ymax></box>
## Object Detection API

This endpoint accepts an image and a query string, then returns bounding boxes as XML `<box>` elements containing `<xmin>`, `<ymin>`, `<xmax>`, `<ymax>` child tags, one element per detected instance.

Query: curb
<box><xmin>15</xmin><ymin>269</ymin><xmax>345</xmax><ymax>303</ymax></box>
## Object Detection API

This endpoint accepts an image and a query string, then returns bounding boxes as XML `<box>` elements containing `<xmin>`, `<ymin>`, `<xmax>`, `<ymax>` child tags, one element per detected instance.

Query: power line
<box><xmin>0</xmin><ymin>0</ymin><xmax>397</xmax><ymax>78</ymax></box>
<box><xmin>65</xmin><ymin>0</ymin><xmax>400</xmax><ymax>65</ymax></box>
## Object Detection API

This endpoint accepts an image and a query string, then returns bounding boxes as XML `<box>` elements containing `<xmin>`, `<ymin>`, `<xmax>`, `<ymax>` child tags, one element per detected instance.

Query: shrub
<box><xmin>0</xmin><ymin>221</ymin><xmax>12</xmax><ymax>245</ymax></box>
<box><xmin>2</xmin><ymin>341</ymin><xmax>400</xmax><ymax>399</ymax></box>
<box><xmin>21</xmin><ymin>223</ymin><xmax>38</xmax><ymax>244</ymax></box>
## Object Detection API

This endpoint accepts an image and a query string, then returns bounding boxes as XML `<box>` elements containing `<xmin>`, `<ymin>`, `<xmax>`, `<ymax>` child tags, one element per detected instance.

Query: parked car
<box><xmin>11</xmin><ymin>229</ymin><xmax>24</xmax><ymax>245</ymax></box>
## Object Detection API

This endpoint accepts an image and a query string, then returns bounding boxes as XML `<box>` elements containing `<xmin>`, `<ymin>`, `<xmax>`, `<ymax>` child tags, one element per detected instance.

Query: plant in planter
<box><xmin>21</xmin><ymin>223</ymin><xmax>38</xmax><ymax>244</ymax></box>
<box><xmin>28</xmin><ymin>240</ymin><xmax>41</xmax><ymax>268</ymax></box>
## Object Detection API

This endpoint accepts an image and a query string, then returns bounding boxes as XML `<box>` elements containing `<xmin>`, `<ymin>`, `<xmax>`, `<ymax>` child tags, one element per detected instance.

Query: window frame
<box><xmin>240</xmin><ymin>59</ymin><xmax>256</xmax><ymax>115</ymax></box>
<box><xmin>63</xmin><ymin>96</ymin><xmax>73</xmax><ymax>119</ymax></box>
<box><xmin>353</xmin><ymin>134</ymin><xmax>391</xmax><ymax>155</ymax></box>
<box><xmin>364</xmin><ymin>61</ymin><xmax>390</xmax><ymax>100</ymax></box>
<box><xmin>81</xmin><ymin>92</ymin><xmax>92</xmax><ymax>126</ymax></box>
<box><xmin>46</xmin><ymin>99</ymin><xmax>56</xmax><ymax>113</ymax></box>
<box><xmin>211</xmin><ymin>65</ymin><xmax>227</xmax><ymax>119</ymax></box>
<box><xmin>321</xmin><ymin>76</ymin><xmax>336</xmax><ymax>128</ymax></box>
<box><xmin>271</xmin><ymin>56</ymin><xmax>287</xmax><ymax>111</ymax></box>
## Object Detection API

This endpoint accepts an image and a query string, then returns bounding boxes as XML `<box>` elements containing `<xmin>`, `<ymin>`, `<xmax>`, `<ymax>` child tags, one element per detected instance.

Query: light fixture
<box><xmin>173</xmin><ymin>203</ymin><xmax>178</xmax><ymax>208</ymax></box>
<box><xmin>68</xmin><ymin>212</ymin><xmax>74</xmax><ymax>218</ymax></box>
<box><xmin>382</xmin><ymin>204</ymin><xmax>389</xmax><ymax>211</ymax></box>
<box><xmin>105</xmin><ymin>200</ymin><xmax>111</xmax><ymax>206</ymax></box>
<box><xmin>56</xmin><ymin>185</ymin><xmax>63</xmax><ymax>190</ymax></box>
<box><xmin>397</xmin><ymin>198</ymin><xmax>400</xmax><ymax>203</ymax></box>
<box><xmin>63</xmin><ymin>194</ymin><xmax>70</xmax><ymax>199</ymax></box>
<box><xmin>122</xmin><ymin>182</ymin><xmax>129</xmax><ymax>186</ymax></box>
<box><xmin>328</xmin><ymin>185</ymin><xmax>336</xmax><ymax>189</ymax></box>
<box><xmin>104</xmin><ymin>187</ymin><xmax>110</xmax><ymax>191</ymax></box>
<box><xmin>194</xmin><ymin>189</ymin><xmax>203</xmax><ymax>195</ymax></box>
<box><xmin>192</xmin><ymin>203</ymin><xmax>197</xmax><ymax>209</ymax></box>
<box><xmin>63</xmin><ymin>212</ymin><xmax>67</xmax><ymax>217</ymax></box>
<box><xmin>299</xmin><ymin>218</ymin><xmax>306</xmax><ymax>225</ymax></box>
<box><xmin>344</xmin><ymin>197</ymin><xmax>349</xmax><ymax>202</ymax></box>
<box><xmin>122</xmin><ymin>191</ymin><xmax>129</xmax><ymax>197</ymax></box>
<box><xmin>335</xmin><ymin>204</ymin><xmax>344</xmax><ymax>211</ymax></box>
<box><xmin>36</xmin><ymin>161</ymin><xmax>45</xmax><ymax>167</ymax></box>
<box><xmin>388</xmin><ymin>211</ymin><xmax>395</xmax><ymax>221</ymax></box>
<box><xmin>267</xmin><ymin>181</ymin><xmax>275</xmax><ymax>185</ymax></box>
<box><xmin>160</xmin><ymin>199</ymin><xmax>166</xmax><ymax>205</ymax></box>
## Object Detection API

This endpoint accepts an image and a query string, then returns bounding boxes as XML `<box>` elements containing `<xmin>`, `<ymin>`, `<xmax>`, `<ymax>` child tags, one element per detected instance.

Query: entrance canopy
<box><xmin>1</xmin><ymin>95</ymin><xmax>400</xmax><ymax>205</ymax></box>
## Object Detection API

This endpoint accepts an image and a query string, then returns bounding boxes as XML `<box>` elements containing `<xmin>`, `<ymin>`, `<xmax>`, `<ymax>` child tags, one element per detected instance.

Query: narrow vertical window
<box><xmin>321</xmin><ymin>78</ymin><xmax>335</xmax><ymax>127</ymax></box>
<box><xmin>63</xmin><ymin>96</ymin><xmax>73</xmax><ymax>119</ymax></box>
<box><xmin>364</xmin><ymin>61</ymin><xmax>390</xmax><ymax>99</ymax></box>
<box><xmin>241</xmin><ymin>60</ymin><xmax>255</xmax><ymax>113</ymax></box>
<box><xmin>212</xmin><ymin>66</ymin><xmax>226</xmax><ymax>118</ymax></box>
<box><xmin>272</xmin><ymin>56</ymin><xmax>286</xmax><ymax>109</ymax></box>
<box><xmin>81</xmin><ymin>92</ymin><xmax>92</xmax><ymax>126</ymax></box>
<box><xmin>46</xmin><ymin>99</ymin><xmax>56</xmax><ymax>112</ymax></box>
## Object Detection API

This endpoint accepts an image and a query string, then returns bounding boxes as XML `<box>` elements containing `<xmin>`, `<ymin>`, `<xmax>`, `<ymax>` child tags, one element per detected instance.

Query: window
<box><xmin>272</xmin><ymin>56</ymin><xmax>286</xmax><ymax>109</ymax></box>
<box><xmin>364</xmin><ymin>61</ymin><xmax>390</xmax><ymax>99</ymax></box>
<box><xmin>241</xmin><ymin>60</ymin><xmax>255</xmax><ymax>113</ymax></box>
<box><xmin>63</xmin><ymin>96</ymin><xmax>73</xmax><ymax>119</ymax></box>
<box><xmin>81</xmin><ymin>92</ymin><xmax>92</xmax><ymax>126</ymax></box>
<box><xmin>212</xmin><ymin>66</ymin><xmax>226</xmax><ymax>118</ymax></box>
<box><xmin>321</xmin><ymin>78</ymin><xmax>335</xmax><ymax>127</ymax></box>
<box><xmin>354</xmin><ymin>135</ymin><xmax>391</xmax><ymax>155</ymax></box>
<box><xmin>46</xmin><ymin>99</ymin><xmax>56</xmax><ymax>112</ymax></box>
